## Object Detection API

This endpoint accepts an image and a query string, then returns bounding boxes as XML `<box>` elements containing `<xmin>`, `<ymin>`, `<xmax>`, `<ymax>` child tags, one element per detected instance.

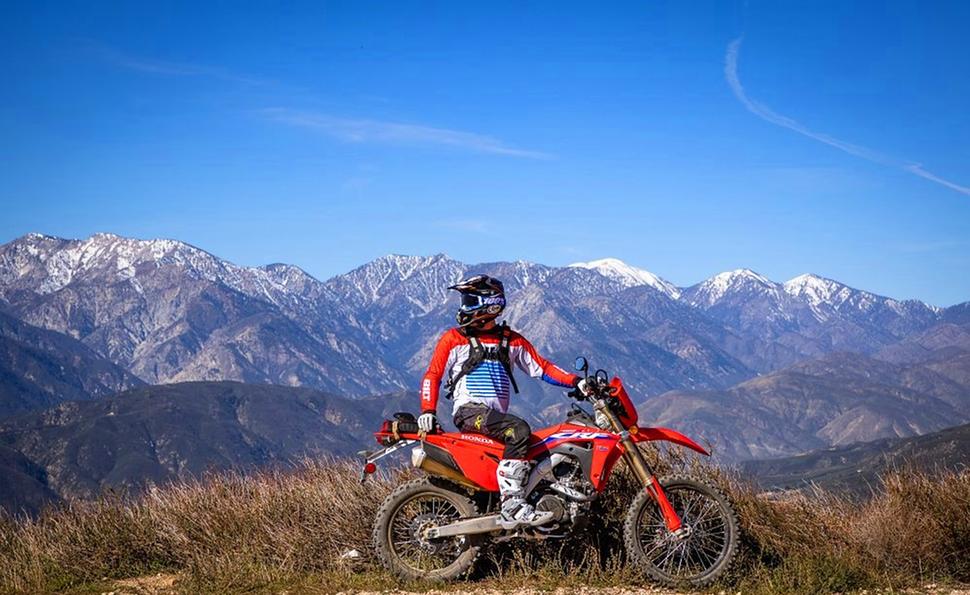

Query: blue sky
<box><xmin>1</xmin><ymin>1</ymin><xmax>968</xmax><ymax>305</ymax></box>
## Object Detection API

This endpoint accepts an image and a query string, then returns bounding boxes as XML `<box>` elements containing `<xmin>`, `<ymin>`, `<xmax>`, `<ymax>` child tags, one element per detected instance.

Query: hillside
<box><xmin>640</xmin><ymin>349</ymin><xmax>970</xmax><ymax>461</ymax></box>
<box><xmin>743</xmin><ymin>422</ymin><xmax>970</xmax><ymax>495</ymax></box>
<box><xmin>0</xmin><ymin>234</ymin><xmax>408</xmax><ymax>397</ymax></box>
<box><xmin>0</xmin><ymin>309</ymin><xmax>144</xmax><ymax>417</ymax></box>
<box><xmin>0</xmin><ymin>382</ymin><xmax>392</xmax><ymax>512</ymax></box>
<box><xmin>2</xmin><ymin>458</ymin><xmax>968</xmax><ymax>594</ymax></box>
<box><xmin>0</xmin><ymin>444</ymin><xmax>57</xmax><ymax>517</ymax></box>
<box><xmin>1</xmin><ymin>231</ymin><xmax>969</xmax><ymax>513</ymax></box>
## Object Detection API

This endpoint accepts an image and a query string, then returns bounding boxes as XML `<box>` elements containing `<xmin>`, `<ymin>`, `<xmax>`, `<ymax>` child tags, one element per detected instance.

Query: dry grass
<box><xmin>0</xmin><ymin>458</ymin><xmax>399</xmax><ymax>593</ymax></box>
<box><xmin>1</xmin><ymin>451</ymin><xmax>968</xmax><ymax>594</ymax></box>
<box><xmin>726</xmin><ymin>462</ymin><xmax>970</xmax><ymax>594</ymax></box>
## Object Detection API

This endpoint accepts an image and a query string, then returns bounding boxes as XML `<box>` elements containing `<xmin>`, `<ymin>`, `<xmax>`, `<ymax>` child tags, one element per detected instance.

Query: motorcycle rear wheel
<box><xmin>372</xmin><ymin>477</ymin><xmax>482</xmax><ymax>581</ymax></box>
<box><xmin>623</xmin><ymin>475</ymin><xmax>739</xmax><ymax>588</ymax></box>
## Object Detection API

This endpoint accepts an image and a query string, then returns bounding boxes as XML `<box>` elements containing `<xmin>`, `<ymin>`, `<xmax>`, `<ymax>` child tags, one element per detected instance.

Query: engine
<box><xmin>529</xmin><ymin>455</ymin><xmax>595</xmax><ymax>534</ymax></box>
<box><xmin>550</xmin><ymin>456</ymin><xmax>595</xmax><ymax>500</ymax></box>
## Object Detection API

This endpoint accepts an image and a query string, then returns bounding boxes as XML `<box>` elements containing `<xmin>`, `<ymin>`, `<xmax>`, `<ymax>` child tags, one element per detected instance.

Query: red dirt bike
<box><xmin>361</xmin><ymin>357</ymin><xmax>738</xmax><ymax>587</ymax></box>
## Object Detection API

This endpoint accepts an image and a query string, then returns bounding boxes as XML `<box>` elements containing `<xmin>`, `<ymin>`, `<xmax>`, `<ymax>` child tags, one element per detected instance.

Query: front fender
<box><xmin>631</xmin><ymin>426</ymin><xmax>709</xmax><ymax>456</ymax></box>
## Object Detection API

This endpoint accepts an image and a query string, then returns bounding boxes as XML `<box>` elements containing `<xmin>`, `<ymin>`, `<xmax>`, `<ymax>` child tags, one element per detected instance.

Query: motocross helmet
<box><xmin>449</xmin><ymin>274</ymin><xmax>506</xmax><ymax>327</ymax></box>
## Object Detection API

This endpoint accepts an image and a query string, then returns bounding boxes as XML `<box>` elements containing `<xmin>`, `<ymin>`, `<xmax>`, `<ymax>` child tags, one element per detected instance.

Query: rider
<box><xmin>417</xmin><ymin>274</ymin><xmax>589</xmax><ymax>527</ymax></box>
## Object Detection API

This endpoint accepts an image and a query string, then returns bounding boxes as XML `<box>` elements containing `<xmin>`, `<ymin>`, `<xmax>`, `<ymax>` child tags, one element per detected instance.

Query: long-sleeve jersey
<box><xmin>420</xmin><ymin>326</ymin><xmax>579</xmax><ymax>415</ymax></box>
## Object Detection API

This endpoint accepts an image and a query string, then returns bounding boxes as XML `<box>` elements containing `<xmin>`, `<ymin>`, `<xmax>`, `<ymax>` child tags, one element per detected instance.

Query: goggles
<box><xmin>459</xmin><ymin>293</ymin><xmax>505</xmax><ymax>312</ymax></box>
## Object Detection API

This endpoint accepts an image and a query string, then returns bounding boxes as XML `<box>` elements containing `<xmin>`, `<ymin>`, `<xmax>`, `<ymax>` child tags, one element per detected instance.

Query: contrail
<box><xmin>725</xmin><ymin>37</ymin><xmax>970</xmax><ymax>196</ymax></box>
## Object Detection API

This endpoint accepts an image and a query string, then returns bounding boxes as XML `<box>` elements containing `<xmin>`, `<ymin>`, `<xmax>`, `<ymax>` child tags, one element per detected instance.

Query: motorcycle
<box><xmin>360</xmin><ymin>357</ymin><xmax>738</xmax><ymax>587</ymax></box>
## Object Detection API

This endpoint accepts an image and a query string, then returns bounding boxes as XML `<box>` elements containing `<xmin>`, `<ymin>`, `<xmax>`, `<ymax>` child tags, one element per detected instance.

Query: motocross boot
<box><xmin>496</xmin><ymin>459</ymin><xmax>554</xmax><ymax>529</ymax></box>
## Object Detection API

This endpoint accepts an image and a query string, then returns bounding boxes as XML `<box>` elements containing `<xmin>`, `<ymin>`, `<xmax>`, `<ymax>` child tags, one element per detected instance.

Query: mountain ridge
<box><xmin>6</xmin><ymin>232</ymin><xmax>950</xmax><ymax>307</ymax></box>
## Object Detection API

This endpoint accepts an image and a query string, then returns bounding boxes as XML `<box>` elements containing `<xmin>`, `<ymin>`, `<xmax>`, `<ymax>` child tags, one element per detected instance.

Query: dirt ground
<box><xmin>338</xmin><ymin>588</ymin><xmax>970</xmax><ymax>595</ymax></box>
<box><xmin>100</xmin><ymin>575</ymin><xmax>970</xmax><ymax>595</ymax></box>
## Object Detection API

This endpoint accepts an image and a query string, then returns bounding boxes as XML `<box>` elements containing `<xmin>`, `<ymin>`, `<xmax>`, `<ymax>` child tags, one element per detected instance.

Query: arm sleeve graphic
<box><xmin>420</xmin><ymin>330</ymin><xmax>458</xmax><ymax>413</ymax></box>
<box><xmin>513</xmin><ymin>336</ymin><xmax>580</xmax><ymax>388</ymax></box>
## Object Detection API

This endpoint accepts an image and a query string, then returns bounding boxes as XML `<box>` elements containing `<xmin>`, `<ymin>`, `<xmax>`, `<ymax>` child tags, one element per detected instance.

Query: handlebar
<box><xmin>567</xmin><ymin>371</ymin><xmax>617</xmax><ymax>402</ymax></box>
<box><xmin>567</xmin><ymin>358</ymin><xmax>624</xmax><ymax>433</ymax></box>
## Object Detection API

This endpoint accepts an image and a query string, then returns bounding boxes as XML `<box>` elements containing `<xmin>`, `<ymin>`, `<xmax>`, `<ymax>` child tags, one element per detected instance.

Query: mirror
<box><xmin>595</xmin><ymin>369</ymin><xmax>608</xmax><ymax>382</ymax></box>
<box><xmin>574</xmin><ymin>356</ymin><xmax>589</xmax><ymax>374</ymax></box>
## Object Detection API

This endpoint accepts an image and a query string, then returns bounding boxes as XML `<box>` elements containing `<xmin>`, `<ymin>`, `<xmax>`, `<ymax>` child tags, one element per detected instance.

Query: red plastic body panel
<box><xmin>370</xmin><ymin>408</ymin><xmax>708</xmax><ymax>493</ymax></box>
<box><xmin>631</xmin><ymin>426</ymin><xmax>709</xmax><ymax>456</ymax></box>
<box><xmin>423</xmin><ymin>432</ymin><xmax>504</xmax><ymax>491</ymax></box>
<box><xmin>525</xmin><ymin>424</ymin><xmax>624</xmax><ymax>491</ymax></box>
<box><xmin>374</xmin><ymin>423</ymin><xmax>628</xmax><ymax>492</ymax></box>
<box><xmin>610</xmin><ymin>377</ymin><xmax>638</xmax><ymax>427</ymax></box>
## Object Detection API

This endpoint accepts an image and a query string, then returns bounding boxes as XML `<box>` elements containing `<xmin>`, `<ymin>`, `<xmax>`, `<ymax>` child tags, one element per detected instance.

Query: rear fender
<box><xmin>631</xmin><ymin>426</ymin><xmax>709</xmax><ymax>456</ymax></box>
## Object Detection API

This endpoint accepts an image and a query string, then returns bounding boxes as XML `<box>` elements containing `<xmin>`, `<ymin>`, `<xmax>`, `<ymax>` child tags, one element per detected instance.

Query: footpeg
<box><xmin>498</xmin><ymin>509</ymin><xmax>555</xmax><ymax>530</ymax></box>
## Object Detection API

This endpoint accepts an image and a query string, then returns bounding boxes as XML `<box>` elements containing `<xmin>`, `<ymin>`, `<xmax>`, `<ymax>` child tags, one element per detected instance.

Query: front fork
<box><xmin>593</xmin><ymin>399</ymin><xmax>687</xmax><ymax>536</ymax></box>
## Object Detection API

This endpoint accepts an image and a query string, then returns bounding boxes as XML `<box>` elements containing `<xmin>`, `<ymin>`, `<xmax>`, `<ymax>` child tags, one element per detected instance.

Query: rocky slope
<box><xmin>681</xmin><ymin>270</ymin><xmax>940</xmax><ymax>370</ymax></box>
<box><xmin>0</xmin><ymin>233</ymin><xmax>407</xmax><ymax>396</ymax></box>
<box><xmin>0</xmin><ymin>232</ymin><xmax>965</xmax><ymax>442</ymax></box>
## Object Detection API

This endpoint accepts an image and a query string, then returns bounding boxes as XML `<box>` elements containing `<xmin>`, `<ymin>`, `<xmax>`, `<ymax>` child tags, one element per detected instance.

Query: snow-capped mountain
<box><xmin>0</xmin><ymin>233</ymin><xmax>407</xmax><ymax>396</ymax></box>
<box><xmin>783</xmin><ymin>273</ymin><xmax>939</xmax><ymax>324</ymax></box>
<box><xmin>0</xmin><ymin>232</ymin><xmax>955</xmax><ymax>418</ymax></box>
<box><xmin>683</xmin><ymin>269</ymin><xmax>781</xmax><ymax>309</ymax></box>
<box><xmin>569</xmin><ymin>258</ymin><xmax>681</xmax><ymax>299</ymax></box>
<box><xmin>0</xmin><ymin>232</ymin><xmax>334</xmax><ymax>319</ymax></box>
<box><xmin>680</xmin><ymin>268</ymin><xmax>941</xmax><ymax>369</ymax></box>
<box><xmin>324</xmin><ymin>253</ymin><xmax>466</xmax><ymax>315</ymax></box>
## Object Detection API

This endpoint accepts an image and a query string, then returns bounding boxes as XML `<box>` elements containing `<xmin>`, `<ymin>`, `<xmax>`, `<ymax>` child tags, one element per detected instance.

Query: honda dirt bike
<box><xmin>360</xmin><ymin>357</ymin><xmax>738</xmax><ymax>587</ymax></box>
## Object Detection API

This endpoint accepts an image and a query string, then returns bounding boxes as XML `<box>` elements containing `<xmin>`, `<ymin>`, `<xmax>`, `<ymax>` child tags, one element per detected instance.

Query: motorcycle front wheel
<box><xmin>623</xmin><ymin>475</ymin><xmax>739</xmax><ymax>588</ymax></box>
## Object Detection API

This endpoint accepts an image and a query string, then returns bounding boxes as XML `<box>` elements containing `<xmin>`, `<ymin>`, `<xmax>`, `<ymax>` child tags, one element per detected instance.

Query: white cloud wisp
<box><xmin>262</xmin><ymin>109</ymin><xmax>552</xmax><ymax>159</ymax></box>
<box><xmin>725</xmin><ymin>37</ymin><xmax>969</xmax><ymax>196</ymax></box>
<box><xmin>93</xmin><ymin>45</ymin><xmax>266</xmax><ymax>85</ymax></box>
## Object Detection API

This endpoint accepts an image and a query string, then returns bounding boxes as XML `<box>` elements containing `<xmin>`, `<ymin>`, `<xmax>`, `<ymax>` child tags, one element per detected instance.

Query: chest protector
<box><xmin>445</xmin><ymin>322</ymin><xmax>519</xmax><ymax>399</ymax></box>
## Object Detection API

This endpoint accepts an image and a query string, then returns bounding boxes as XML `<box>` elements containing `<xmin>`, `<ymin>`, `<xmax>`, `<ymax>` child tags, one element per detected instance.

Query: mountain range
<box><xmin>0</xmin><ymin>231</ymin><xmax>968</xmax><ymax>513</ymax></box>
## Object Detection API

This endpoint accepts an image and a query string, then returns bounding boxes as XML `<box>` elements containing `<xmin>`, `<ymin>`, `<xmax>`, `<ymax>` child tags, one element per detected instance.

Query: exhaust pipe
<box><xmin>411</xmin><ymin>446</ymin><xmax>480</xmax><ymax>490</ymax></box>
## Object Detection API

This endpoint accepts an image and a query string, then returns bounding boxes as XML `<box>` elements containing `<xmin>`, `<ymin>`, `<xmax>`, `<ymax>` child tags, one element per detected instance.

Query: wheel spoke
<box><xmin>388</xmin><ymin>492</ymin><xmax>468</xmax><ymax>574</ymax></box>
<box><xmin>633</xmin><ymin>481</ymin><xmax>734</xmax><ymax>582</ymax></box>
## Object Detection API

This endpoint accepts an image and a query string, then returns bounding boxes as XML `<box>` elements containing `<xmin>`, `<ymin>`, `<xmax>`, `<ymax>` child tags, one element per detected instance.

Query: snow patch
<box><xmin>568</xmin><ymin>257</ymin><xmax>680</xmax><ymax>298</ymax></box>
<box><xmin>688</xmin><ymin>269</ymin><xmax>778</xmax><ymax>307</ymax></box>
